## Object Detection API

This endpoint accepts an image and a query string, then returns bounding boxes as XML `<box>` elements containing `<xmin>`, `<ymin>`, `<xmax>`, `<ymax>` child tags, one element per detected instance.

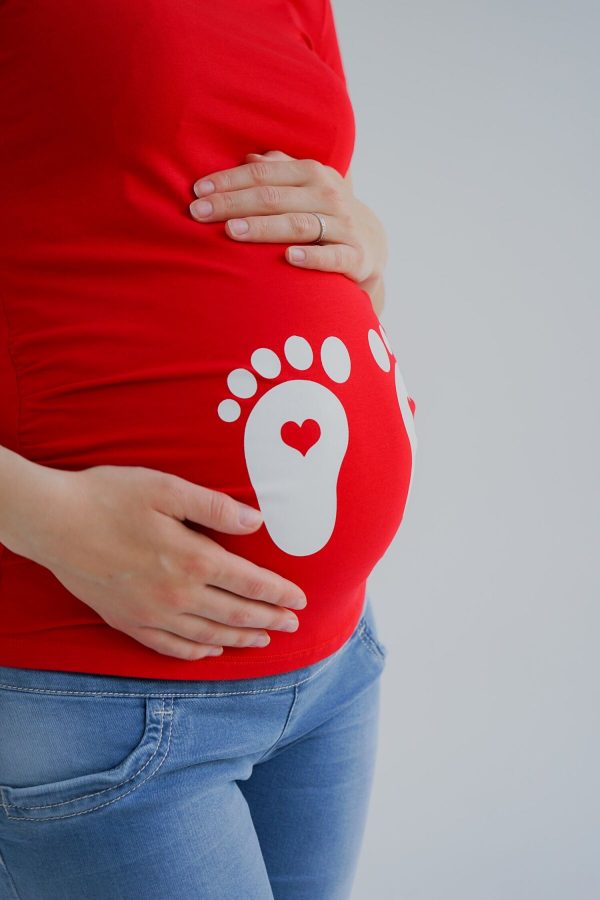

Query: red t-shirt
<box><xmin>0</xmin><ymin>0</ymin><xmax>417</xmax><ymax>679</ymax></box>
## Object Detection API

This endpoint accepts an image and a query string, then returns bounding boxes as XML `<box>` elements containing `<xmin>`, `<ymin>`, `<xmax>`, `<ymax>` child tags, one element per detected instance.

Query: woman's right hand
<box><xmin>13</xmin><ymin>463</ymin><xmax>307</xmax><ymax>660</ymax></box>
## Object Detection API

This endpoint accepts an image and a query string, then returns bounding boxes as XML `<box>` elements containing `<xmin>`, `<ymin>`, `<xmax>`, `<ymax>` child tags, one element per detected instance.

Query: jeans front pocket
<box><xmin>0</xmin><ymin>689</ymin><xmax>173</xmax><ymax>822</ymax></box>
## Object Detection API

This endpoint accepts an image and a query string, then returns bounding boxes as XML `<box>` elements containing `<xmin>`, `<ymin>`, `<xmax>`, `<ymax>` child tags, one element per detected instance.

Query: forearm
<box><xmin>0</xmin><ymin>445</ymin><xmax>71</xmax><ymax>563</ymax></box>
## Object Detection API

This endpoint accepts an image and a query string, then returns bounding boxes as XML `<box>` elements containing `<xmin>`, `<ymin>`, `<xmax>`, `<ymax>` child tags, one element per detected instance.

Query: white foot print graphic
<box><xmin>367</xmin><ymin>322</ymin><xmax>418</xmax><ymax>508</ymax></box>
<box><xmin>217</xmin><ymin>335</ymin><xmax>351</xmax><ymax>556</ymax></box>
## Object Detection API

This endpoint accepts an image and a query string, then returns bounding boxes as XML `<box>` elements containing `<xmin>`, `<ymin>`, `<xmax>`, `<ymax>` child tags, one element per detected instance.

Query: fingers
<box><xmin>126</xmin><ymin>626</ymin><xmax>225</xmax><ymax>661</ymax></box>
<box><xmin>286</xmin><ymin>241</ymin><xmax>362</xmax><ymax>276</ymax></box>
<box><xmin>180</xmin><ymin>582</ymin><xmax>301</xmax><ymax>634</ymax></box>
<box><xmin>189</xmin><ymin>183</ymin><xmax>333</xmax><ymax>224</ymax></box>
<box><xmin>192</xmin><ymin>158</ymin><xmax>323</xmax><ymax>198</ymax></box>
<box><xmin>169</xmin><ymin>611</ymin><xmax>272</xmax><ymax>650</ymax></box>
<box><xmin>205</xmin><ymin>544</ymin><xmax>307</xmax><ymax>609</ymax></box>
<box><xmin>226</xmin><ymin>211</ymin><xmax>341</xmax><ymax>245</ymax></box>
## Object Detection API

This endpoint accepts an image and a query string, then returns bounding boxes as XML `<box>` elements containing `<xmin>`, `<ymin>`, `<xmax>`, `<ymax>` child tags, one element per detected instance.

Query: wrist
<box><xmin>0</xmin><ymin>447</ymin><xmax>78</xmax><ymax>567</ymax></box>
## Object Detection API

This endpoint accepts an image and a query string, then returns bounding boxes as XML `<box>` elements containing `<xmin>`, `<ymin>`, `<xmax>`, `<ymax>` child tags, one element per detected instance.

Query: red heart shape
<box><xmin>280</xmin><ymin>419</ymin><xmax>321</xmax><ymax>456</ymax></box>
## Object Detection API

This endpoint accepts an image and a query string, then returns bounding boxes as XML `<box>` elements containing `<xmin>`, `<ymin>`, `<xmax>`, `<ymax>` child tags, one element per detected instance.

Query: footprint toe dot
<box><xmin>284</xmin><ymin>335</ymin><xmax>313</xmax><ymax>370</ymax></box>
<box><xmin>368</xmin><ymin>328</ymin><xmax>391</xmax><ymax>372</ymax></box>
<box><xmin>227</xmin><ymin>368</ymin><xmax>258</xmax><ymax>398</ymax></box>
<box><xmin>250</xmin><ymin>348</ymin><xmax>281</xmax><ymax>379</ymax></box>
<box><xmin>321</xmin><ymin>336</ymin><xmax>350</xmax><ymax>383</ymax></box>
<box><xmin>218</xmin><ymin>398</ymin><xmax>241</xmax><ymax>422</ymax></box>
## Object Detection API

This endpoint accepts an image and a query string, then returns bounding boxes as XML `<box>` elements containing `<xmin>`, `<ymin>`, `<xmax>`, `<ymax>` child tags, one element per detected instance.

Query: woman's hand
<box><xmin>189</xmin><ymin>149</ymin><xmax>389</xmax><ymax>316</ymax></box>
<box><xmin>5</xmin><ymin>461</ymin><xmax>307</xmax><ymax>661</ymax></box>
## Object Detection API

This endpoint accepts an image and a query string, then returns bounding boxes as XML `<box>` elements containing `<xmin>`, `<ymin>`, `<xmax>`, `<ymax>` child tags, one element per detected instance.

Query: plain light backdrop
<box><xmin>334</xmin><ymin>2</ymin><xmax>600</xmax><ymax>898</ymax></box>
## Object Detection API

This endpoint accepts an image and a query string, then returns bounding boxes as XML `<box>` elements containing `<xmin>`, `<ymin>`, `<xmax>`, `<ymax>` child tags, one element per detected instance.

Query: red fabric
<box><xmin>0</xmin><ymin>0</ymin><xmax>416</xmax><ymax>679</ymax></box>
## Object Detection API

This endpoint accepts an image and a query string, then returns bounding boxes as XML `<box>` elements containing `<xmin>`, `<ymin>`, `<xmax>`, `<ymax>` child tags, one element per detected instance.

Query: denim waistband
<box><xmin>0</xmin><ymin>594</ymin><xmax>369</xmax><ymax>698</ymax></box>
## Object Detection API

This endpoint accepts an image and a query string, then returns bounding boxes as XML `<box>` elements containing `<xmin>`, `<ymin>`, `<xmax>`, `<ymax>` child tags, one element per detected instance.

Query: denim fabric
<box><xmin>0</xmin><ymin>593</ymin><xmax>387</xmax><ymax>900</ymax></box>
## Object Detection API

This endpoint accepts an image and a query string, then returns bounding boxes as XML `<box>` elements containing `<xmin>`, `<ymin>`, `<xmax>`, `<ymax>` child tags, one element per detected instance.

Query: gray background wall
<box><xmin>335</xmin><ymin>2</ymin><xmax>600</xmax><ymax>898</ymax></box>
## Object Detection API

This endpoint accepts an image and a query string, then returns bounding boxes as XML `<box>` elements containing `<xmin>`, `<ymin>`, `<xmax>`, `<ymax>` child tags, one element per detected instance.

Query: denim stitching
<box><xmin>252</xmin><ymin>684</ymin><xmax>300</xmax><ymax>767</ymax></box>
<box><xmin>1</xmin><ymin>697</ymin><xmax>173</xmax><ymax>817</ymax></box>
<box><xmin>1</xmin><ymin>699</ymin><xmax>173</xmax><ymax>822</ymax></box>
<box><xmin>356</xmin><ymin>619</ymin><xmax>386</xmax><ymax>661</ymax></box>
<box><xmin>0</xmin><ymin>645</ymin><xmax>346</xmax><ymax>699</ymax></box>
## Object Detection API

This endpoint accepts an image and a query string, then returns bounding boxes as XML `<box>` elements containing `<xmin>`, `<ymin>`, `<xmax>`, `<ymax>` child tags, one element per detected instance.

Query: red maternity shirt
<box><xmin>0</xmin><ymin>0</ymin><xmax>416</xmax><ymax>679</ymax></box>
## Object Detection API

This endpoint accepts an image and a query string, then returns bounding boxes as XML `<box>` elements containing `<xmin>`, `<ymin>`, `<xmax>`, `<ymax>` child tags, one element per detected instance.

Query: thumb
<box><xmin>163</xmin><ymin>475</ymin><xmax>263</xmax><ymax>534</ymax></box>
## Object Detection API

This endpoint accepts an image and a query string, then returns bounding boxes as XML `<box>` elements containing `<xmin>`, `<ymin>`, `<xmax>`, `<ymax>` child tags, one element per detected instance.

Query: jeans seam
<box><xmin>0</xmin><ymin>649</ymin><xmax>345</xmax><ymax>699</ymax></box>
<box><xmin>356</xmin><ymin>619</ymin><xmax>386</xmax><ymax>661</ymax></box>
<box><xmin>252</xmin><ymin>684</ymin><xmax>299</xmax><ymax>766</ymax></box>
<box><xmin>1</xmin><ymin>697</ymin><xmax>175</xmax><ymax>820</ymax></box>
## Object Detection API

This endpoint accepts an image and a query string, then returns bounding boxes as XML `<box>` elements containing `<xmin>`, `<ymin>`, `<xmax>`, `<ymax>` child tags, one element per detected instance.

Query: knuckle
<box><xmin>304</xmin><ymin>158</ymin><xmax>322</xmax><ymax>177</ymax></box>
<box><xmin>222</xmin><ymin>191</ymin><xmax>237</xmax><ymax>212</ymax></box>
<box><xmin>248</xmin><ymin>161</ymin><xmax>271</xmax><ymax>183</ymax></box>
<box><xmin>219</xmin><ymin>171</ymin><xmax>235</xmax><ymax>192</ymax></box>
<box><xmin>227</xmin><ymin>605</ymin><xmax>254</xmax><ymax>629</ymax></box>
<box><xmin>181</xmin><ymin>550</ymin><xmax>214</xmax><ymax>581</ymax></box>
<box><xmin>202</xmin><ymin>547</ymin><xmax>224</xmax><ymax>582</ymax></box>
<box><xmin>208</xmin><ymin>489</ymin><xmax>230</xmax><ymax>525</ymax></box>
<box><xmin>243</xmin><ymin>573</ymin><xmax>268</xmax><ymax>601</ymax></box>
<box><xmin>161</xmin><ymin>587</ymin><xmax>187</xmax><ymax>614</ymax></box>
<box><xmin>322</xmin><ymin>184</ymin><xmax>343</xmax><ymax>211</ymax></box>
<box><xmin>253</xmin><ymin>216</ymin><xmax>271</xmax><ymax>238</ymax></box>
<box><xmin>290</xmin><ymin>212</ymin><xmax>318</xmax><ymax>237</ymax></box>
<box><xmin>195</xmin><ymin>621</ymin><xmax>220</xmax><ymax>645</ymax></box>
<box><xmin>157</xmin><ymin>473</ymin><xmax>186</xmax><ymax>515</ymax></box>
<box><xmin>259</xmin><ymin>184</ymin><xmax>281</xmax><ymax>209</ymax></box>
<box><xmin>177</xmin><ymin>548</ymin><xmax>200</xmax><ymax>577</ymax></box>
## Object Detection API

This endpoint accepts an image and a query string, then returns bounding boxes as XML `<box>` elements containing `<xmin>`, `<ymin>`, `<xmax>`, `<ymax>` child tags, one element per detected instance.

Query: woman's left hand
<box><xmin>189</xmin><ymin>149</ymin><xmax>388</xmax><ymax>316</ymax></box>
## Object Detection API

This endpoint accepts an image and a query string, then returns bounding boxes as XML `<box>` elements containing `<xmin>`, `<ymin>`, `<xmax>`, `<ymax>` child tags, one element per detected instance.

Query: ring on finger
<box><xmin>309</xmin><ymin>212</ymin><xmax>327</xmax><ymax>244</ymax></box>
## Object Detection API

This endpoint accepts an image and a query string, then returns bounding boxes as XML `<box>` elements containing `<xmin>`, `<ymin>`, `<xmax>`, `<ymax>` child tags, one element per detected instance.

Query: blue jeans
<box><xmin>0</xmin><ymin>592</ymin><xmax>387</xmax><ymax>899</ymax></box>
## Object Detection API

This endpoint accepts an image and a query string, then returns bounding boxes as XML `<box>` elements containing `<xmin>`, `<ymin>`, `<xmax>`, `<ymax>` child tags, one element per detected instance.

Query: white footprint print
<box><xmin>367</xmin><ymin>322</ymin><xmax>418</xmax><ymax>509</ymax></box>
<box><xmin>217</xmin><ymin>335</ymin><xmax>351</xmax><ymax>557</ymax></box>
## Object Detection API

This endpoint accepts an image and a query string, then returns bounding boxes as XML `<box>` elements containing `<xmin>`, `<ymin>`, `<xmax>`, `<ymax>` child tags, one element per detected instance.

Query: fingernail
<box><xmin>281</xmin><ymin>615</ymin><xmax>299</xmax><ymax>632</ymax></box>
<box><xmin>191</xmin><ymin>199</ymin><xmax>213</xmax><ymax>217</ymax></box>
<box><xmin>206</xmin><ymin>646</ymin><xmax>223</xmax><ymax>656</ymax></box>
<box><xmin>289</xmin><ymin>248</ymin><xmax>306</xmax><ymax>262</ymax></box>
<box><xmin>194</xmin><ymin>179</ymin><xmax>215</xmax><ymax>196</ymax></box>
<box><xmin>229</xmin><ymin>218</ymin><xmax>249</xmax><ymax>235</ymax></box>
<box><xmin>288</xmin><ymin>595</ymin><xmax>307</xmax><ymax>609</ymax></box>
<box><xmin>239</xmin><ymin>504</ymin><xmax>263</xmax><ymax>527</ymax></box>
<box><xmin>251</xmin><ymin>634</ymin><xmax>271</xmax><ymax>647</ymax></box>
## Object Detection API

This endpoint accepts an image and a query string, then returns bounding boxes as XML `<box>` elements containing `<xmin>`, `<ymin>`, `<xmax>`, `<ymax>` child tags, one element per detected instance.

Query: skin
<box><xmin>0</xmin><ymin>448</ymin><xmax>309</xmax><ymax>661</ymax></box>
<box><xmin>189</xmin><ymin>149</ymin><xmax>389</xmax><ymax>317</ymax></box>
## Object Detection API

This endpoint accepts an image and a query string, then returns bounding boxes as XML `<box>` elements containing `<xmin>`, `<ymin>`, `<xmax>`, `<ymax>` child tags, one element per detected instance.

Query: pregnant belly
<box><xmin>5</xmin><ymin>243</ymin><xmax>416</xmax><ymax>604</ymax></box>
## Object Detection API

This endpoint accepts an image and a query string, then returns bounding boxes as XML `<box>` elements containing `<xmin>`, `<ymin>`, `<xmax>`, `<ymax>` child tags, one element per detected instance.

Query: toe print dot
<box><xmin>379</xmin><ymin>323</ymin><xmax>393</xmax><ymax>354</ymax></box>
<box><xmin>250</xmin><ymin>348</ymin><xmax>281</xmax><ymax>379</ymax></box>
<box><xmin>217</xmin><ymin>398</ymin><xmax>241</xmax><ymax>422</ymax></box>
<box><xmin>321</xmin><ymin>336</ymin><xmax>351</xmax><ymax>383</ymax></box>
<box><xmin>227</xmin><ymin>368</ymin><xmax>258</xmax><ymax>398</ymax></box>
<box><xmin>368</xmin><ymin>329</ymin><xmax>391</xmax><ymax>372</ymax></box>
<box><xmin>284</xmin><ymin>335</ymin><xmax>313</xmax><ymax>370</ymax></box>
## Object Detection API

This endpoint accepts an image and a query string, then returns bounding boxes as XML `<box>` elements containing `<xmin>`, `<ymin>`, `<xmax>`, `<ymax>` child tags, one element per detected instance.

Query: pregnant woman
<box><xmin>0</xmin><ymin>1</ymin><xmax>417</xmax><ymax>897</ymax></box>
